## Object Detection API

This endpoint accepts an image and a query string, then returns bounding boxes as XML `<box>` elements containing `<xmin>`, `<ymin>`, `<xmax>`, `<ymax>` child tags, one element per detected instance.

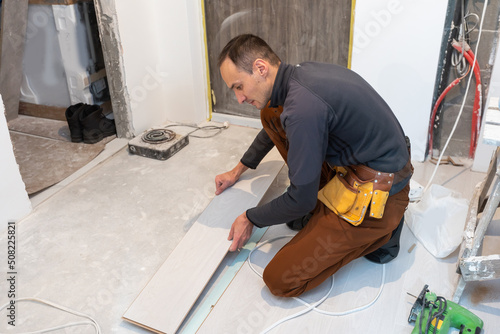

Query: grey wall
<box><xmin>205</xmin><ymin>0</ymin><xmax>352</xmax><ymax>118</ymax></box>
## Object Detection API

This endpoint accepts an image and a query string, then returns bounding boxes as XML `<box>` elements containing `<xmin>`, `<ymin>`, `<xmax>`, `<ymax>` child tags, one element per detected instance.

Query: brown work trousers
<box><xmin>260</xmin><ymin>105</ymin><xmax>410</xmax><ymax>297</ymax></box>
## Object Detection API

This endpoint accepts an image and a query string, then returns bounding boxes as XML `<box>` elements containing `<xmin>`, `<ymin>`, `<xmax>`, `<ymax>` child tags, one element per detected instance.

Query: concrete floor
<box><xmin>0</xmin><ymin>122</ymin><xmax>499</xmax><ymax>333</ymax></box>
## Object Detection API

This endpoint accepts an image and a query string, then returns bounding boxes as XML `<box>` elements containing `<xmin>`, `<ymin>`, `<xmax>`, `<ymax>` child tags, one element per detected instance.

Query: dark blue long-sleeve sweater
<box><xmin>242</xmin><ymin>62</ymin><xmax>409</xmax><ymax>228</ymax></box>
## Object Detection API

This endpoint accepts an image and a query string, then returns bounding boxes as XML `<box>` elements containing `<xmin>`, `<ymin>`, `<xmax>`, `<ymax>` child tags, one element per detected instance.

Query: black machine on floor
<box><xmin>128</xmin><ymin>128</ymin><xmax>189</xmax><ymax>161</ymax></box>
<box><xmin>408</xmin><ymin>285</ymin><xmax>483</xmax><ymax>334</ymax></box>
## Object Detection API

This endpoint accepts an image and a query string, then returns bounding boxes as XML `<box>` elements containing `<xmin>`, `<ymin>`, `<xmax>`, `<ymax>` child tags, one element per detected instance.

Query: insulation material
<box><xmin>21</xmin><ymin>5</ymin><xmax>71</xmax><ymax>107</ymax></box>
<box><xmin>21</xmin><ymin>5</ymin><xmax>95</xmax><ymax>107</ymax></box>
<box><xmin>351</xmin><ymin>0</ymin><xmax>448</xmax><ymax>162</ymax></box>
<box><xmin>52</xmin><ymin>4</ymin><xmax>94</xmax><ymax>105</ymax></box>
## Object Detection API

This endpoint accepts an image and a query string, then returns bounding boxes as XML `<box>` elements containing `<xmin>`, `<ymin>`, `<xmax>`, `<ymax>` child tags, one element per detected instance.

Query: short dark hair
<box><xmin>217</xmin><ymin>34</ymin><xmax>281</xmax><ymax>74</ymax></box>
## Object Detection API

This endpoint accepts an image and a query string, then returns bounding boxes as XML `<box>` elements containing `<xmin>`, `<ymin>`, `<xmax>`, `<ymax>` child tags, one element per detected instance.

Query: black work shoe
<box><xmin>79</xmin><ymin>104</ymin><xmax>116</xmax><ymax>144</ymax></box>
<box><xmin>65</xmin><ymin>103</ymin><xmax>85</xmax><ymax>142</ymax></box>
<box><xmin>365</xmin><ymin>215</ymin><xmax>405</xmax><ymax>264</ymax></box>
<box><xmin>286</xmin><ymin>213</ymin><xmax>313</xmax><ymax>231</ymax></box>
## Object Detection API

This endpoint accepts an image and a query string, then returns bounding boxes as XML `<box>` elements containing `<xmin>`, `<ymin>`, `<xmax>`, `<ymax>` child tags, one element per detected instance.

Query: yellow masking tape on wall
<box><xmin>201</xmin><ymin>0</ymin><xmax>213</xmax><ymax>120</ymax></box>
<box><xmin>348</xmin><ymin>0</ymin><xmax>356</xmax><ymax>69</ymax></box>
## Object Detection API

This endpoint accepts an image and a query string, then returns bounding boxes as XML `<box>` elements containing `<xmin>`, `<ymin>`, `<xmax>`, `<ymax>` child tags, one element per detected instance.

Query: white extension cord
<box><xmin>247</xmin><ymin>235</ymin><xmax>386</xmax><ymax>334</ymax></box>
<box><xmin>0</xmin><ymin>298</ymin><xmax>101</xmax><ymax>334</ymax></box>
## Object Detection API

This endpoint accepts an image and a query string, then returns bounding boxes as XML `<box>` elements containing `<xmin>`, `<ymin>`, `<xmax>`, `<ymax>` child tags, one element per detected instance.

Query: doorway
<box><xmin>0</xmin><ymin>0</ymin><xmax>113</xmax><ymax>195</ymax></box>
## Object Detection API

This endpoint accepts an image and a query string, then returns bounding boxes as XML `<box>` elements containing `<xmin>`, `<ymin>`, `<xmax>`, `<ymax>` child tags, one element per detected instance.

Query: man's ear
<box><xmin>253</xmin><ymin>59</ymin><xmax>268</xmax><ymax>77</ymax></box>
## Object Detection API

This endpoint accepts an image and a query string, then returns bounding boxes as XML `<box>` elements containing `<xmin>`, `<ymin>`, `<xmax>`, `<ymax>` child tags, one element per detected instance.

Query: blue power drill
<box><xmin>408</xmin><ymin>285</ymin><xmax>483</xmax><ymax>334</ymax></box>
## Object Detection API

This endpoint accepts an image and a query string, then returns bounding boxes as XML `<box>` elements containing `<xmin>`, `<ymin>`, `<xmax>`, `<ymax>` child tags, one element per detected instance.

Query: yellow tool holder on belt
<box><xmin>318</xmin><ymin>166</ymin><xmax>390</xmax><ymax>226</ymax></box>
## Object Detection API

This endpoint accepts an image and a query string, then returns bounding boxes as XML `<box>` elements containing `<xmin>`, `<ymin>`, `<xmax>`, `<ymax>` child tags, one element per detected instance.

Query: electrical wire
<box><xmin>0</xmin><ymin>297</ymin><xmax>101</xmax><ymax>334</ymax></box>
<box><xmin>163</xmin><ymin>122</ymin><xmax>229</xmax><ymax>139</ymax></box>
<box><xmin>449</xmin><ymin>2</ymin><xmax>479</xmax><ymax>77</ymax></box>
<box><xmin>451</xmin><ymin>0</ymin><xmax>469</xmax><ymax>77</ymax></box>
<box><xmin>429</xmin><ymin>297</ymin><xmax>447</xmax><ymax>334</ymax></box>
<box><xmin>247</xmin><ymin>235</ymin><xmax>386</xmax><ymax>333</ymax></box>
<box><xmin>417</xmin><ymin>295</ymin><xmax>447</xmax><ymax>334</ymax></box>
<box><xmin>424</xmin><ymin>0</ymin><xmax>489</xmax><ymax>192</ymax></box>
<box><xmin>463</xmin><ymin>13</ymin><xmax>480</xmax><ymax>34</ymax></box>
<box><xmin>451</xmin><ymin>7</ymin><xmax>479</xmax><ymax>76</ymax></box>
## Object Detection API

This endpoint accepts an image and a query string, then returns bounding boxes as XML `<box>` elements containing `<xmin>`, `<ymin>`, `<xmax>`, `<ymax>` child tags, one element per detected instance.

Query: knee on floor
<box><xmin>262</xmin><ymin>265</ymin><xmax>306</xmax><ymax>298</ymax></box>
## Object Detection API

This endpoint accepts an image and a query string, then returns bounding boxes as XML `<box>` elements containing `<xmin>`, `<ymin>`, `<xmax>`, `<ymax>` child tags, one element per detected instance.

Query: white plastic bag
<box><xmin>405</xmin><ymin>184</ymin><xmax>469</xmax><ymax>258</ymax></box>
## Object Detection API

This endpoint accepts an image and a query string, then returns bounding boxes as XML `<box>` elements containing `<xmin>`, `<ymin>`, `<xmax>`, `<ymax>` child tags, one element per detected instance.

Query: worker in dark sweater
<box><xmin>215</xmin><ymin>34</ymin><xmax>413</xmax><ymax>297</ymax></box>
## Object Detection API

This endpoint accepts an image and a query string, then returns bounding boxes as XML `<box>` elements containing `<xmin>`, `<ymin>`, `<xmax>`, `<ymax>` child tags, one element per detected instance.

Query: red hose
<box><xmin>452</xmin><ymin>43</ymin><xmax>482</xmax><ymax>158</ymax></box>
<box><xmin>428</xmin><ymin>76</ymin><xmax>463</xmax><ymax>155</ymax></box>
<box><xmin>467</xmin><ymin>49</ymin><xmax>482</xmax><ymax>157</ymax></box>
<box><xmin>428</xmin><ymin>41</ymin><xmax>482</xmax><ymax>159</ymax></box>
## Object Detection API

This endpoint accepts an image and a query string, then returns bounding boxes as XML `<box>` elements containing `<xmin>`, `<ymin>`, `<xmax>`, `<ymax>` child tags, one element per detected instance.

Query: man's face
<box><xmin>220</xmin><ymin>58</ymin><xmax>271</xmax><ymax>110</ymax></box>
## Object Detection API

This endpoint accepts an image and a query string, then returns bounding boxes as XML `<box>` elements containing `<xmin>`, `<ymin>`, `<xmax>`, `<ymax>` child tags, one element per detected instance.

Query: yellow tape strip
<box><xmin>201</xmin><ymin>0</ymin><xmax>213</xmax><ymax>120</ymax></box>
<box><xmin>348</xmin><ymin>0</ymin><xmax>356</xmax><ymax>69</ymax></box>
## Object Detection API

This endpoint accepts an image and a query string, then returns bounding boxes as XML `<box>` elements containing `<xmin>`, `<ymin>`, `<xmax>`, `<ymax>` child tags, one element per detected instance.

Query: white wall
<box><xmin>351</xmin><ymin>0</ymin><xmax>449</xmax><ymax>162</ymax></box>
<box><xmin>114</xmin><ymin>0</ymin><xmax>209</xmax><ymax>135</ymax></box>
<box><xmin>0</xmin><ymin>95</ymin><xmax>32</xmax><ymax>232</ymax></box>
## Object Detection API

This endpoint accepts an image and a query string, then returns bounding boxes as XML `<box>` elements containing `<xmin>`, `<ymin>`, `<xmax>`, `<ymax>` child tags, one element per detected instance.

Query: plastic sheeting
<box><xmin>405</xmin><ymin>184</ymin><xmax>469</xmax><ymax>258</ymax></box>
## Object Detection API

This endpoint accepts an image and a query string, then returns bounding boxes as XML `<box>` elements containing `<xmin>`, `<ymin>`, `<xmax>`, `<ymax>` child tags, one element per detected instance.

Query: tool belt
<box><xmin>318</xmin><ymin>160</ymin><xmax>411</xmax><ymax>226</ymax></box>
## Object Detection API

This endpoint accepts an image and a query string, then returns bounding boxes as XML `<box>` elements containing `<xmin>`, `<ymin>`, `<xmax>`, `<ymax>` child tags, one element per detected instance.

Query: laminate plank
<box><xmin>123</xmin><ymin>148</ymin><xmax>284</xmax><ymax>334</ymax></box>
<box><xmin>179</xmin><ymin>226</ymin><xmax>269</xmax><ymax>333</ymax></box>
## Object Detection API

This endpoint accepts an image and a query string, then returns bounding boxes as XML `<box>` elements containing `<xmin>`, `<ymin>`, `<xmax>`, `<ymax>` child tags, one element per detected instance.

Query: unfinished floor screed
<box><xmin>0</xmin><ymin>122</ymin><xmax>499</xmax><ymax>333</ymax></box>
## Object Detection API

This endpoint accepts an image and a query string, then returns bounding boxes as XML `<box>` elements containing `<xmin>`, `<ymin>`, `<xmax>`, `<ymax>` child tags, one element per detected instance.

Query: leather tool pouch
<box><xmin>318</xmin><ymin>165</ymin><xmax>393</xmax><ymax>226</ymax></box>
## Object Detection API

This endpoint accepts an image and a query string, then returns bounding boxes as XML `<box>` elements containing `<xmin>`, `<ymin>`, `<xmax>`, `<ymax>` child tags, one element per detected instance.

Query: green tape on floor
<box><xmin>180</xmin><ymin>226</ymin><xmax>269</xmax><ymax>333</ymax></box>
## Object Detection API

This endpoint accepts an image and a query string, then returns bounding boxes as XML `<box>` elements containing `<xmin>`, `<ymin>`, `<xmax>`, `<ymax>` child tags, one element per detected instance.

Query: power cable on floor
<box><xmin>163</xmin><ymin>121</ymin><xmax>230</xmax><ymax>139</ymax></box>
<box><xmin>247</xmin><ymin>235</ymin><xmax>386</xmax><ymax>334</ymax></box>
<box><xmin>0</xmin><ymin>298</ymin><xmax>101</xmax><ymax>334</ymax></box>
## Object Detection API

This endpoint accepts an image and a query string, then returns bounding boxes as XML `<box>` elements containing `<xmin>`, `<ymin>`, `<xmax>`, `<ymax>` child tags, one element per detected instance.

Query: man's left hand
<box><xmin>228</xmin><ymin>212</ymin><xmax>254</xmax><ymax>252</ymax></box>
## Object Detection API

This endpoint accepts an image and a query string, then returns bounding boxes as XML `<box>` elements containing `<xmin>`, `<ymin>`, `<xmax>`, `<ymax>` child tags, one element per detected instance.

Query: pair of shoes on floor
<box><xmin>286</xmin><ymin>212</ymin><xmax>313</xmax><ymax>231</ymax></box>
<box><xmin>65</xmin><ymin>103</ymin><xmax>116</xmax><ymax>144</ymax></box>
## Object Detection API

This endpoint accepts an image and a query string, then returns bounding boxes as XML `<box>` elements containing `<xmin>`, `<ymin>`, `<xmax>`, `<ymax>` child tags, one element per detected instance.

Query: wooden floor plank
<box><xmin>179</xmin><ymin>226</ymin><xmax>269</xmax><ymax>333</ymax></box>
<box><xmin>123</xmin><ymin>148</ymin><xmax>284</xmax><ymax>333</ymax></box>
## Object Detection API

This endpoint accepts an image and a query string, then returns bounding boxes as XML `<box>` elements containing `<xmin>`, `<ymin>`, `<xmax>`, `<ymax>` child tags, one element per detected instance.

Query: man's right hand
<box><xmin>214</xmin><ymin>161</ymin><xmax>248</xmax><ymax>195</ymax></box>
